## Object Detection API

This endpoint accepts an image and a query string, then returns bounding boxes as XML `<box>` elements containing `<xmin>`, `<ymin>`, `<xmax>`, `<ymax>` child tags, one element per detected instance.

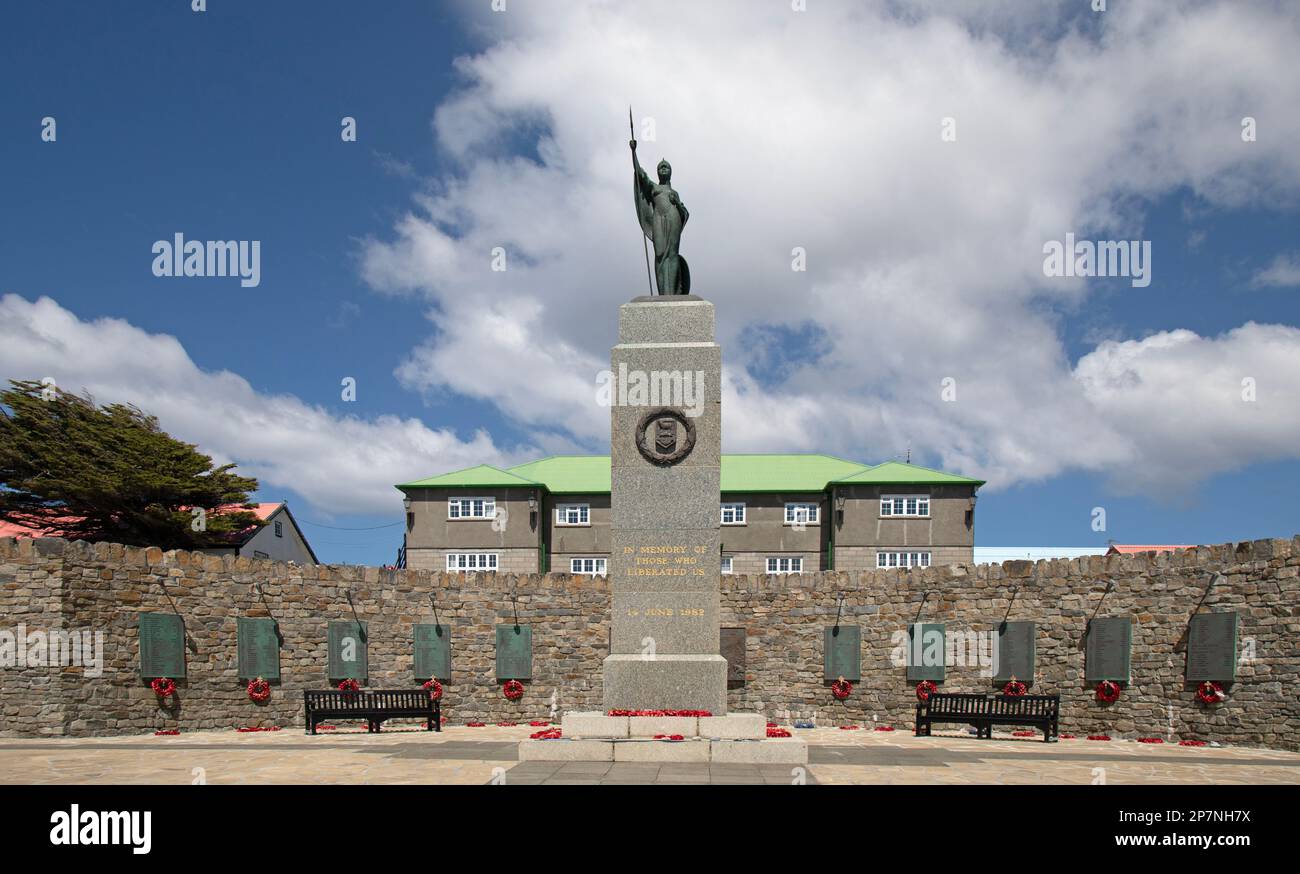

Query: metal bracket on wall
<box><xmin>1000</xmin><ymin>585</ymin><xmax>1020</xmax><ymax>634</ymax></box>
<box><xmin>254</xmin><ymin>583</ymin><xmax>284</xmax><ymax>646</ymax></box>
<box><xmin>345</xmin><ymin>587</ymin><xmax>367</xmax><ymax>641</ymax></box>
<box><xmin>913</xmin><ymin>591</ymin><xmax>930</xmax><ymax>624</ymax></box>
<box><xmin>1174</xmin><ymin>572</ymin><xmax>1225</xmax><ymax>653</ymax></box>
<box><xmin>428</xmin><ymin>592</ymin><xmax>443</xmax><ymax>632</ymax></box>
<box><xmin>832</xmin><ymin>592</ymin><xmax>845</xmax><ymax>631</ymax></box>
<box><xmin>155</xmin><ymin>579</ymin><xmax>198</xmax><ymax>653</ymax></box>
<box><xmin>1078</xmin><ymin>578</ymin><xmax>1116</xmax><ymax>650</ymax></box>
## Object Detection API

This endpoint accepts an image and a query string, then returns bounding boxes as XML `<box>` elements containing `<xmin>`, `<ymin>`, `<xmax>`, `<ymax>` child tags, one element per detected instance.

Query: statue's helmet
<box><xmin>657</xmin><ymin>159</ymin><xmax>672</xmax><ymax>182</ymax></box>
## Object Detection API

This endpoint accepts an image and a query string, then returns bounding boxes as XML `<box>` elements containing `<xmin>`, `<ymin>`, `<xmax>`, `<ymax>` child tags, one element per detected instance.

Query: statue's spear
<box><xmin>630</xmin><ymin>107</ymin><xmax>655</xmax><ymax>295</ymax></box>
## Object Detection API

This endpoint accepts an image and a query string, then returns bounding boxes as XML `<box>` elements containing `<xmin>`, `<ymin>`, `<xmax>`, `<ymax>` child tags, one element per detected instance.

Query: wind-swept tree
<box><xmin>0</xmin><ymin>379</ymin><xmax>263</xmax><ymax>549</ymax></box>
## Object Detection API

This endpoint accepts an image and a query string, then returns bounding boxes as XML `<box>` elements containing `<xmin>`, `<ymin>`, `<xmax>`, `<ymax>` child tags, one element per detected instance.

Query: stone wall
<box><xmin>1</xmin><ymin>535</ymin><xmax>1296</xmax><ymax>749</ymax></box>
<box><xmin>0</xmin><ymin>537</ymin><xmax>606</xmax><ymax>736</ymax></box>
<box><xmin>724</xmin><ymin>538</ymin><xmax>1299</xmax><ymax>750</ymax></box>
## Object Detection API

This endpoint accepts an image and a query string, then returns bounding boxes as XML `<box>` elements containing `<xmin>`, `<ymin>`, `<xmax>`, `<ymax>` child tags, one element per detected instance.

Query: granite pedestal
<box><xmin>602</xmin><ymin>295</ymin><xmax>728</xmax><ymax>715</ymax></box>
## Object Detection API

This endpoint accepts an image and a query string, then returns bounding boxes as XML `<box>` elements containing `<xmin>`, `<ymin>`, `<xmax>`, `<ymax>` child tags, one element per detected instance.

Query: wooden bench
<box><xmin>304</xmin><ymin>689</ymin><xmax>440</xmax><ymax>735</ymax></box>
<box><xmin>915</xmin><ymin>692</ymin><xmax>1059</xmax><ymax>742</ymax></box>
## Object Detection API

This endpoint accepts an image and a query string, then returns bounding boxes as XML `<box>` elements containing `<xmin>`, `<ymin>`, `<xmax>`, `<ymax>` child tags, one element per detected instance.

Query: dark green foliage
<box><xmin>0</xmin><ymin>379</ymin><xmax>262</xmax><ymax>549</ymax></box>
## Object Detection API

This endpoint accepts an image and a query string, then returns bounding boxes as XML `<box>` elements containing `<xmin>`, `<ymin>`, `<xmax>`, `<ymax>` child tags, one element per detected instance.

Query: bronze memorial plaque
<box><xmin>139</xmin><ymin>612</ymin><xmax>186</xmax><ymax>679</ymax></box>
<box><xmin>1186</xmin><ymin>611</ymin><xmax>1238</xmax><ymax>683</ymax></box>
<box><xmin>993</xmin><ymin>620</ymin><xmax>1036</xmax><ymax>685</ymax></box>
<box><xmin>414</xmin><ymin>623</ymin><xmax>451</xmax><ymax>681</ymax></box>
<box><xmin>824</xmin><ymin>624</ymin><xmax>861</xmax><ymax>682</ymax></box>
<box><xmin>327</xmin><ymin>620</ymin><xmax>368</xmax><ymax>682</ymax></box>
<box><xmin>236</xmin><ymin>616</ymin><xmax>280</xmax><ymax>681</ymax></box>
<box><xmin>1085</xmin><ymin>616</ymin><xmax>1132</xmax><ymax>683</ymax></box>
<box><xmin>496</xmin><ymin>624</ymin><xmax>532</xmax><ymax>680</ymax></box>
<box><xmin>906</xmin><ymin>622</ymin><xmax>946</xmax><ymax>682</ymax></box>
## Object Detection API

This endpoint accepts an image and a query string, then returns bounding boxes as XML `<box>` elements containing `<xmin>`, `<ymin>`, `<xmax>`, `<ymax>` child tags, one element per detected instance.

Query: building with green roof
<box><xmin>396</xmin><ymin>453</ymin><xmax>983</xmax><ymax>575</ymax></box>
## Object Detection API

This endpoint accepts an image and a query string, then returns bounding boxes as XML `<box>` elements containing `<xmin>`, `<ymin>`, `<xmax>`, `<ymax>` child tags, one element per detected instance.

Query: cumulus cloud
<box><xmin>0</xmin><ymin>295</ymin><xmax>527</xmax><ymax>515</ymax></box>
<box><xmin>361</xmin><ymin>0</ymin><xmax>1300</xmax><ymax>494</ymax></box>
<box><xmin>1073</xmin><ymin>323</ymin><xmax>1300</xmax><ymax>493</ymax></box>
<box><xmin>1251</xmin><ymin>252</ymin><xmax>1300</xmax><ymax>288</ymax></box>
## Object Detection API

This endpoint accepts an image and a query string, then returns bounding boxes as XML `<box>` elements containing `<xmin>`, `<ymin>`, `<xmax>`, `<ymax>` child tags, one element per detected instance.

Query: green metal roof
<box><xmin>717</xmin><ymin>454</ymin><xmax>871</xmax><ymax>492</ymax></box>
<box><xmin>398</xmin><ymin>454</ymin><xmax>981</xmax><ymax>494</ymax></box>
<box><xmin>507</xmin><ymin>456</ymin><xmax>611</xmax><ymax>493</ymax></box>
<box><xmin>831</xmin><ymin>461</ymin><xmax>985</xmax><ymax>486</ymax></box>
<box><xmin>396</xmin><ymin>464</ymin><xmax>541</xmax><ymax>490</ymax></box>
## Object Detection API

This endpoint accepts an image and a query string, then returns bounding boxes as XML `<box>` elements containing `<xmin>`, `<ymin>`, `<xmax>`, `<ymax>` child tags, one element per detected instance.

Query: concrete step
<box><xmin>561</xmin><ymin>711</ymin><xmax>766</xmax><ymax>740</ymax></box>
<box><xmin>518</xmin><ymin>735</ymin><xmax>807</xmax><ymax>764</ymax></box>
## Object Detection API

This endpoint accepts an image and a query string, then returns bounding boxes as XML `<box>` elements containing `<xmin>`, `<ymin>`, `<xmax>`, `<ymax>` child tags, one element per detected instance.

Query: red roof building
<box><xmin>0</xmin><ymin>501</ymin><xmax>318</xmax><ymax>564</ymax></box>
<box><xmin>1105</xmin><ymin>544</ymin><xmax>1197</xmax><ymax>556</ymax></box>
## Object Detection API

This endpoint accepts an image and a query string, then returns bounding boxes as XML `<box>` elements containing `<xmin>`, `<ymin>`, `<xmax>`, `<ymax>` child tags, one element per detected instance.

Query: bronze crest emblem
<box><xmin>635</xmin><ymin>407</ymin><xmax>696</xmax><ymax>466</ymax></box>
<box><xmin>655</xmin><ymin>418</ymin><xmax>677</xmax><ymax>453</ymax></box>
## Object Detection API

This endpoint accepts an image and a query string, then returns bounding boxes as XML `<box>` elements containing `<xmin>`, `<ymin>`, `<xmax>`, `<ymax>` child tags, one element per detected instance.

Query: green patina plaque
<box><xmin>328</xmin><ymin>620</ymin><xmax>368</xmax><ymax>681</ymax></box>
<box><xmin>237</xmin><ymin>617</ymin><xmax>281</xmax><ymax>681</ymax></box>
<box><xmin>1186</xmin><ymin>611</ymin><xmax>1238</xmax><ymax>683</ymax></box>
<box><xmin>139</xmin><ymin>612</ymin><xmax>186</xmax><ymax>679</ymax></box>
<box><xmin>495</xmin><ymin>624</ymin><xmax>532</xmax><ymax>680</ymax></box>
<box><xmin>906</xmin><ymin>622</ymin><xmax>946</xmax><ymax>682</ymax></box>
<box><xmin>1085</xmin><ymin>616</ymin><xmax>1132</xmax><ymax>683</ymax></box>
<box><xmin>414</xmin><ymin>623</ymin><xmax>451</xmax><ymax>680</ymax></box>
<box><xmin>993</xmin><ymin>620</ymin><xmax>1036</xmax><ymax>685</ymax></box>
<box><xmin>824</xmin><ymin>625</ymin><xmax>861</xmax><ymax>682</ymax></box>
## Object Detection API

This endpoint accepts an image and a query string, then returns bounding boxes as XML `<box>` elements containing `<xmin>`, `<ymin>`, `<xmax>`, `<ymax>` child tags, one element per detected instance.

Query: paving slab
<box><xmin>1</xmin><ymin>725</ymin><xmax>1294</xmax><ymax>786</ymax></box>
<box><xmin>711</xmin><ymin>739</ymin><xmax>808</xmax><ymax>764</ymax></box>
<box><xmin>518</xmin><ymin>739</ymin><xmax>613</xmax><ymax>762</ymax></box>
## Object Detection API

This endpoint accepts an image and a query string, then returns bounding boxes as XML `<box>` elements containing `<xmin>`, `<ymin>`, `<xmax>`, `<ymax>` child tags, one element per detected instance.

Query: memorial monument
<box><xmin>602</xmin><ymin>294</ymin><xmax>727</xmax><ymax>714</ymax></box>
<box><xmin>518</xmin><ymin>119</ymin><xmax>806</xmax><ymax>764</ymax></box>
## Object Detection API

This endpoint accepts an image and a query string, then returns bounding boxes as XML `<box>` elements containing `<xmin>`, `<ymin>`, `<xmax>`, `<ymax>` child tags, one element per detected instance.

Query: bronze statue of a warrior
<box><xmin>630</xmin><ymin>113</ymin><xmax>690</xmax><ymax>295</ymax></box>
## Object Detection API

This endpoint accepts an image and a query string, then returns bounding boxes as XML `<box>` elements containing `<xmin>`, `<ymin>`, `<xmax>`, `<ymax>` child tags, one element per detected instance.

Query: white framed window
<box><xmin>784</xmin><ymin>502</ymin><xmax>819</xmax><ymax>525</ymax></box>
<box><xmin>448</xmin><ymin>497</ymin><xmax>496</xmax><ymax>520</ymax></box>
<box><xmin>879</xmin><ymin>494</ymin><xmax>930</xmax><ymax>518</ymax></box>
<box><xmin>446</xmin><ymin>552</ymin><xmax>499</xmax><ymax>572</ymax></box>
<box><xmin>720</xmin><ymin>555</ymin><xmax>734</xmax><ymax>574</ymax></box>
<box><xmin>570</xmin><ymin>557</ymin><xmax>607</xmax><ymax>576</ymax></box>
<box><xmin>766</xmin><ymin>556</ymin><xmax>803</xmax><ymax>574</ymax></box>
<box><xmin>556</xmin><ymin>503</ymin><xmax>590</xmax><ymax>526</ymax></box>
<box><xmin>720</xmin><ymin>502</ymin><xmax>746</xmax><ymax>525</ymax></box>
<box><xmin>876</xmin><ymin>551</ymin><xmax>931</xmax><ymax>569</ymax></box>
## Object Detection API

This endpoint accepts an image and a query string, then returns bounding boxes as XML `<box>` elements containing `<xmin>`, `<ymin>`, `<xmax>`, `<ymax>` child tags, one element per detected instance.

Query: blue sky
<box><xmin>2</xmin><ymin>1</ymin><xmax>1298</xmax><ymax>565</ymax></box>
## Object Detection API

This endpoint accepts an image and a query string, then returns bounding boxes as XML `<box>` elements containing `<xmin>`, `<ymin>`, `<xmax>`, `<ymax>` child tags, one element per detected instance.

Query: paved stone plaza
<box><xmin>2</xmin><ymin>725</ymin><xmax>1296</xmax><ymax>785</ymax></box>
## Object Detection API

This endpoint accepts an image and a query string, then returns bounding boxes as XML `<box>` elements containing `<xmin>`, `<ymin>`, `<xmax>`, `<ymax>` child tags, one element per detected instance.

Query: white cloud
<box><xmin>1073</xmin><ymin>323</ymin><xmax>1300</xmax><ymax>493</ymax></box>
<box><xmin>1251</xmin><ymin>252</ymin><xmax>1300</xmax><ymax>288</ymax></box>
<box><xmin>0</xmin><ymin>295</ymin><xmax>526</xmax><ymax>515</ymax></box>
<box><xmin>360</xmin><ymin>0</ymin><xmax>1300</xmax><ymax>494</ymax></box>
